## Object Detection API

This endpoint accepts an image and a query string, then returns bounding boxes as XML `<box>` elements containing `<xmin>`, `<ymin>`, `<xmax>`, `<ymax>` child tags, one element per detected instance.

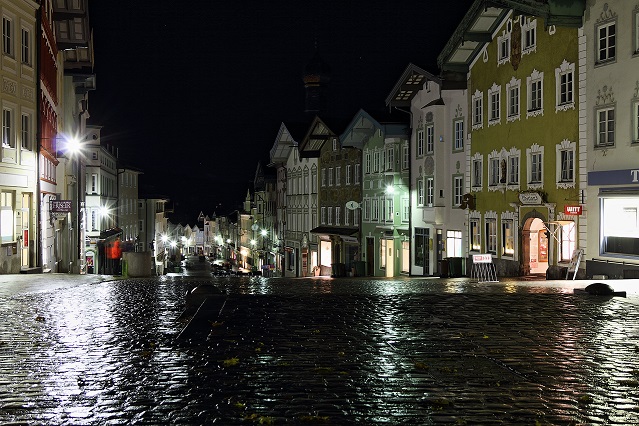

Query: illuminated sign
<box><xmin>50</xmin><ymin>200</ymin><xmax>73</xmax><ymax>213</ymax></box>
<box><xmin>588</xmin><ymin>168</ymin><xmax>639</xmax><ymax>185</ymax></box>
<box><xmin>564</xmin><ymin>205</ymin><xmax>583</xmax><ymax>215</ymax></box>
<box><xmin>472</xmin><ymin>254</ymin><xmax>493</xmax><ymax>263</ymax></box>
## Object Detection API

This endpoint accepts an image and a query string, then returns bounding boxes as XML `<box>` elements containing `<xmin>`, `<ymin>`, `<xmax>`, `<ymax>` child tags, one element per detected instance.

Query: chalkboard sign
<box><xmin>566</xmin><ymin>249</ymin><xmax>583</xmax><ymax>280</ymax></box>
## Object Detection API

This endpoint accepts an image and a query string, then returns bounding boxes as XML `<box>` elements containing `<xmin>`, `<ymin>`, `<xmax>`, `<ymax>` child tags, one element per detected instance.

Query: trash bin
<box><xmin>440</xmin><ymin>259</ymin><xmax>449</xmax><ymax>278</ymax></box>
<box><xmin>448</xmin><ymin>257</ymin><xmax>463</xmax><ymax>277</ymax></box>
<box><xmin>354</xmin><ymin>261</ymin><xmax>366</xmax><ymax>277</ymax></box>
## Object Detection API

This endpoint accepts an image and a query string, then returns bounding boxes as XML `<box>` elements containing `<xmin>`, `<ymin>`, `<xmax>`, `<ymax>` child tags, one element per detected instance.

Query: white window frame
<box><xmin>335</xmin><ymin>166</ymin><xmax>341</xmax><ymax>186</ymax></box>
<box><xmin>556</xmin><ymin>139</ymin><xmax>576</xmax><ymax>189</ymax></box>
<box><xmin>417</xmin><ymin>128</ymin><xmax>424</xmax><ymax>157</ymax></box>
<box><xmin>426</xmin><ymin>177</ymin><xmax>434</xmax><ymax>207</ymax></box>
<box><xmin>402</xmin><ymin>197</ymin><xmax>409</xmax><ymax>222</ymax></box>
<box><xmin>335</xmin><ymin>206</ymin><xmax>341</xmax><ymax>226</ymax></box>
<box><xmin>508</xmin><ymin>153</ymin><xmax>520</xmax><ymax>187</ymax></box>
<box><xmin>522</xmin><ymin>17</ymin><xmax>537</xmax><ymax>55</ymax></box>
<box><xmin>555</xmin><ymin>60</ymin><xmax>575</xmax><ymax>112</ymax></box>
<box><xmin>2</xmin><ymin>108</ymin><xmax>13</xmax><ymax>148</ymax></box>
<box><xmin>373</xmin><ymin>151</ymin><xmax>380</xmax><ymax>172</ymax></box>
<box><xmin>21</xmin><ymin>112</ymin><xmax>31</xmax><ymax>150</ymax></box>
<box><xmin>0</xmin><ymin>192</ymin><xmax>14</xmax><ymax>243</ymax></box>
<box><xmin>321</xmin><ymin>207</ymin><xmax>326</xmax><ymax>224</ymax></box>
<box><xmin>402</xmin><ymin>143</ymin><xmax>409</xmax><ymax>169</ymax></box>
<box><xmin>488</xmin><ymin>83</ymin><xmax>501</xmax><ymax>126</ymax></box>
<box><xmin>472</xmin><ymin>154</ymin><xmax>483</xmax><ymax>189</ymax></box>
<box><xmin>385</xmin><ymin>198</ymin><xmax>394</xmax><ymax>223</ymax></box>
<box><xmin>386</xmin><ymin>146</ymin><xmax>394</xmax><ymax>171</ymax></box>
<box><xmin>327</xmin><ymin>207</ymin><xmax>333</xmax><ymax>225</ymax></box>
<box><xmin>633</xmin><ymin>100</ymin><xmax>639</xmax><ymax>144</ymax></box>
<box><xmin>371</xmin><ymin>198</ymin><xmax>379</xmax><ymax>221</ymax></box>
<box><xmin>488</xmin><ymin>152</ymin><xmax>501</xmax><ymax>188</ymax></box>
<box><xmin>363</xmin><ymin>198</ymin><xmax>370</xmax><ymax>221</ymax></box>
<box><xmin>485</xmin><ymin>217</ymin><xmax>497</xmax><ymax>254</ymax></box>
<box><xmin>472</xmin><ymin>90</ymin><xmax>483</xmax><ymax>130</ymax></box>
<box><xmin>365</xmin><ymin>152</ymin><xmax>371</xmax><ymax>174</ymax></box>
<box><xmin>526</xmin><ymin>144</ymin><xmax>544</xmax><ymax>190</ymax></box>
<box><xmin>501</xmin><ymin>219</ymin><xmax>515</xmax><ymax>257</ymax></box>
<box><xmin>426</xmin><ymin>124</ymin><xmax>434</xmax><ymax>154</ymax></box>
<box><xmin>328</xmin><ymin>167</ymin><xmax>333</xmax><ymax>186</ymax></box>
<box><xmin>506</xmin><ymin>77</ymin><xmax>521</xmax><ymax>122</ymax></box>
<box><xmin>453</xmin><ymin>119</ymin><xmax>464</xmax><ymax>151</ymax></box>
<box><xmin>354</xmin><ymin>164</ymin><xmax>360</xmax><ymax>184</ymax></box>
<box><xmin>453</xmin><ymin>176</ymin><xmax>463</xmax><ymax>207</ymax></box>
<box><xmin>321</xmin><ymin>168</ymin><xmax>326</xmax><ymax>187</ymax></box>
<box><xmin>2</xmin><ymin>16</ymin><xmax>13</xmax><ymax>57</ymax></box>
<box><xmin>596</xmin><ymin>105</ymin><xmax>615</xmax><ymax>147</ymax></box>
<box><xmin>497</xmin><ymin>27</ymin><xmax>511</xmax><ymax>66</ymax></box>
<box><xmin>527</xmin><ymin>69</ymin><xmax>544</xmax><ymax>117</ymax></box>
<box><xmin>469</xmin><ymin>216</ymin><xmax>481</xmax><ymax>252</ymax></box>
<box><xmin>596</xmin><ymin>20</ymin><xmax>616</xmax><ymax>64</ymax></box>
<box><xmin>635</xmin><ymin>10</ymin><xmax>639</xmax><ymax>55</ymax></box>
<box><xmin>311</xmin><ymin>166</ymin><xmax>318</xmax><ymax>193</ymax></box>
<box><xmin>417</xmin><ymin>178</ymin><xmax>424</xmax><ymax>207</ymax></box>
<box><xmin>20</xmin><ymin>27</ymin><xmax>30</xmax><ymax>66</ymax></box>
<box><xmin>345</xmin><ymin>165</ymin><xmax>351</xmax><ymax>185</ymax></box>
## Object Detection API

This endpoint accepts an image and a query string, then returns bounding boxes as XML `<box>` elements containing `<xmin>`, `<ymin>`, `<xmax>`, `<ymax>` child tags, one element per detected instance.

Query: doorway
<box><xmin>366</xmin><ymin>237</ymin><xmax>374</xmax><ymax>276</ymax></box>
<box><xmin>385</xmin><ymin>239</ymin><xmax>394</xmax><ymax>277</ymax></box>
<box><xmin>522</xmin><ymin>217</ymin><xmax>548</xmax><ymax>277</ymax></box>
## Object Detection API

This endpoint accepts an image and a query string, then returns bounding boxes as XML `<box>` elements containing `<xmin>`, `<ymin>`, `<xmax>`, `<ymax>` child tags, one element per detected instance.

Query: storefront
<box><xmin>587</xmin><ymin>168</ymin><xmax>639</xmax><ymax>278</ymax></box>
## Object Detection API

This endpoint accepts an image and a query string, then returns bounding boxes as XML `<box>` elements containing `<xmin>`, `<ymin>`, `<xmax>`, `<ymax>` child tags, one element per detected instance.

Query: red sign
<box><xmin>23</xmin><ymin>229</ymin><xmax>28</xmax><ymax>247</ymax></box>
<box><xmin>564</xmin><ymin>205</ymin><xmax>583</xmax><ymax>215</ymax></box>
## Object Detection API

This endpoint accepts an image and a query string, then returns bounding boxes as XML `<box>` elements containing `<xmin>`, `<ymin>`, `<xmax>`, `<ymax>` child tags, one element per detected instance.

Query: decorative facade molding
<box><xmin>595</xmin><ymin>2</ymin><xmax>617</xmax><ymax>23</ymax></box>
<box><xmin>595</xmin><ymin>85</ymin><xmax>615</xmax><ymax>105</ymax></box>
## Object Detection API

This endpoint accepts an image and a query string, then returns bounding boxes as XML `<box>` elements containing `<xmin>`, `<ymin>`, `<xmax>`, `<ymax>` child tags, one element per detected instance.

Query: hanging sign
<box><xmin>50</xmin><ymin>200</ymin><xmax>73</xmax><ymax>213</ymax></box>
<box><xmin>472</xmin><ymin>254</ymin><xmax>493</xmax><ymax>264</ymax></box>
<box><xmin>564</xmin><ymin>205</ymin><xmax>582</xmax><ymax>215</ymax></box>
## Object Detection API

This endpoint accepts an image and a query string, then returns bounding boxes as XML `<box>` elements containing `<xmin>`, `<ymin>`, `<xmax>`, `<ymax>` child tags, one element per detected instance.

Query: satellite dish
<box><xmin>345</xmin><ymin>201</ymin><xmax>360</xmax><ymax>210</ymax></box>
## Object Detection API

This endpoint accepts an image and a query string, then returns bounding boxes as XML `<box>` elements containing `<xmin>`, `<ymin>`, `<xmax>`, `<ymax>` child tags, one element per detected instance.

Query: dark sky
<box><xmin>87</xmin><ymin>1</ymin><xmax>469</xmax><ymax>224</ymax></box>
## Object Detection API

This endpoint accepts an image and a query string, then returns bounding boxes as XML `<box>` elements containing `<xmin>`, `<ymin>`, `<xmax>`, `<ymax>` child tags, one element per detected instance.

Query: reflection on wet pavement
<box><xmin>0</xmin><ymin>275</ymin><xmax>638</xmax><ymax>424</ymax></box>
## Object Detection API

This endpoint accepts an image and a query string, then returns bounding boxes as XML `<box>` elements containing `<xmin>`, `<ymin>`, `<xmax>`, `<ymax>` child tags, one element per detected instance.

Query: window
<box><xmin>426</xmin><ymin>177</ymin><xmax>434</xmax><ymax>207</ymax></box>
<box><xmin>472</xmin><ymin>90</ymin><xmax>483</xmax><ymax>129</ymax></box>
<box><xmin>522</xmin><ymin>18</ymin><xmax>537</xmax><ymax>55</ymax></box>
<box><xmin>91</xmin><ymin>174</ymin><xmax>97</xmax><ymax>193</ymax></box>
<box><xmin>335</xmin><ymin>206</ymin><xmax>340</xmax><ymax>226</ymax></box>
<box><xmin>560</xmin><ymin>149</ymin><xmax>573</xmax><ymax>182</ymax></box>
<box><xmin>371</xmin><ymin>198</ymin><xmax>379</xmax><ymax>221</ymax></box>
<box><xmin>380</xmin><ymin>238</ymin><xmax>387</xmax><ymax>269</ymax></box>
<box><xmin>311</xmin><ymin>167</ymin><xmax>317</xmax><ymax>193</ymax></box>
<box><xmin>402</xmin><ymin>143</ymin><xmax>409</xmax><ymax>169</ymax></box>
<box><xmin>321</xmin><ymin>207</ymin><xmax>326</xmax><ymax>224</ymax></box>
<box><xmin>353</xmin><ymin>207</ymin><xmax>359</xmax><ymax>226</ymax></box>
<box><xmin>329</xmin><ymin>168</ymin><xmax>334</xmax><ymax>186</ymax></box>
<box><xmin>446</xmin><ymin>230</ymin><xmax>462</xmax><ymax>258</ymax></box>
<box><xmin>21</xmin><ymin>113</ymin><xmax>30</xmax><ymax>150</ymax></box>
<box><xmin>365</xmin><ymin>152</ymin><xmax>371</xmax><ymax>174</ymax></box>
<box><xmin>596</xmin><ymin>106</ymin><xmax>615</xmax><ymax>147</ymax></box>
<box><xmin>453</xmin><ymin>176</ymin><xmax>463</xmax><ymax>207</ymax></box>
<box><xmin>417</xmin><ymin>179</ymin><xmax>424</xmax><ymax>206</ymax></box>
<box><xmin>597</xmin><ymin>21</ymin><xmax>616</xmax><ymax>63</ymax></box>
<box><xmin>345</xmin><ymin>165</ymin><xmax>351</xmax><ymax>185</ymax></box>
<box><xmin>556</xmin><ymin>139</ymin><xmax>576</xmax><ymax>188</ymax></box>
<box><xmin>385</xmin><ymin>198</ymin><xmax>394</xmax><ymax>222</ymax></box>
<box><xmin>485</xmin><ymin>218</ymin><xmax>497</xmax><ymax>254</ymax></box>
<box><xmin>635</xmin><ymin>11</ymin><xmax>639</xmax><ymax>54</ymax></box>
<box><xmin>634</xmin><ymin>101</ymin><xmax>639</xmax><ymax>143</ymax></box>
<box><xmin>363</xmin><ymin>198</ymin><xmax>370</xmax><ymax>221</ymax></box>
<box><xmin>426</xmin><ymin>124</ymin><xmax>434</xmax><ymax>153</ymax></box>
<box><xmin>555</xmin><ymin>60</ymin><xmax>575</xmax><ymax>112</ymax></box>
<box><xmin>20</xmin><ymin>27</ymin><xmax>30</xmax><ymax>65</ymax></box>
<box><xmin>472</xmin><ymin>157</ymin><xmax>482</xmax><ymax>187</ymax></box>
<box><xmin>332</xmin><ymin>138</ymin><xmax>337</xmax><ymax>151</ymax></box>
<box><xmin>417</xmin><ymin>129</ymin><xmax>424</xmax><ymax>156</ymax></box>
<box><xmin>508</xmin><ymin>155</ymin><xmax>519</xmax><ymax>185</ymax></box>
<box><xmin>344</xmin><ymin>207</ymin><xmax>350</xmax><ymax>226</ymax></box>
<box><xmin>527</xmin><ymin>70</ymin><xmax>543</xmax><ymax>116</ymax></box>
<box><xmin>0</xmin><ymin>192</ymin><xmax>14</xmax><ymax>243</ymax></box>
<box><xmin>502</xmin><ymin>220</ymin><xmax>514</xmax><ymax>256</ymax></box>
<box><xmin>489</xmin><ymin>157</ymin><xmax>500</xmax><ymax>186</ymax></box>
<box><xmin>454</xmin><ymin>119</ymin><xmax>464</xmax><ymax>151</ymax></box>
<box><xmin>402</xmin><ymin>197</ymin><xmax>409</xmax><ymax>222</ymax></box>
<box><xmin>2</xmin><ymin>109</ymin><xmax>12</xmax><ymax>148</ymax></box>
<box><xmin>2</xmin><ymin>17</ymin><xmax>12</xmax><ymax>56</ymax></box>
<box><xmin>505</xmin><ymin>77</ymin><xmax>521</xmax><ymax>122</ymax></box>
<box><xmin>488</xmin><ymin>84</ymin><xmax>501</xmax><ymax>125</ymax></box>
<box><xmin>372</xmin><ymin>151</ymin><xmax>379</xmax><ymax>172</ymax></box>
<box><xmin>526</xmin><ymin>144</ymin><xmax>544</xmax><ymax>188</ymax></box>
<box><xmin>386</xmin><ymin>147</ymin><xmax>394</xmax><ymax>171</ymax></box>
<box><xmin>327</xmin><ymin>207</ymin><xmax>332</xmax><ymax>225</ymax></box>
<box><xmin>601</xmin><ymin>198</ymin><xmax>639</xmax><ymax>257</ymax></box>
<box><xmin>321</xmin><ymin>168</ymin><xmax>326</xmax><ymax>187</ymax></box>
<box><xmin>498</xmin><ymin>29</ymin><xmax>510</xmax><ymax>65</ymax></box>
<box><xmin>335</xmin><ymin>167</ymin><xmax>341</xmax><ymax>186</ymax></box>
<box><xmin>470</xmin><ymin>218</ymin><xmax>481</xmax><ymax>251</ymax></box>
<box><xmin>354</xmin><ymin>164</ymin><xmax>360</xmax><ymax>184</ymax></box>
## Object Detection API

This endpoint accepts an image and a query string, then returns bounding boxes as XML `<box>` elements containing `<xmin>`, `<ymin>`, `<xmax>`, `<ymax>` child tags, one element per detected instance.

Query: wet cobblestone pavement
<box><xmin>1</xmin><ymin>273</ymin><xmax>639</xmax><ymax>425</ymax></box>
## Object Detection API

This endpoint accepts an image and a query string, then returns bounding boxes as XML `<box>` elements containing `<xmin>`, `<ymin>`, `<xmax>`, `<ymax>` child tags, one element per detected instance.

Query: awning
<box><xmin>310</xmin><ymin>226</ymin><xmax>358</xmax><ymax>237</ymax></box>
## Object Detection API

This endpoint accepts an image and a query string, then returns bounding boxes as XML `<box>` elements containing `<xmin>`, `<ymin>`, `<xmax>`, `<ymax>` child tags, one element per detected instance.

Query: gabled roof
<box><xmin>340</xmin><ymin>109</ymin><xmax>381</xmax><ymax>150</ymax></box>
<box><xmin>269</xmin><ymin>121</ymin><xmax>306</xmax><ymax>166</ymax></box>
<box><xmin>385</xmin><ymin>63</ymin><xmax>440</xmax><ymax>108</ymax></box>
<box><xmin>437</xmin><ymin>0</ymin><xmax>585</xmax><ymax>74</ymax></box>
<box><xmin>299</xmin><ymin>116</ymin><xmax>333</xmax><ymax>158</ymax></box>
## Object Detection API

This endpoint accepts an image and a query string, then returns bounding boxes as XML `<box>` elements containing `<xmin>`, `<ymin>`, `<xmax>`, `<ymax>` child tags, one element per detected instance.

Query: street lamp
<box><xmin>62</xmin><ymin>134</ymin><xmax>83</xmax><ymax>273</ymax></box>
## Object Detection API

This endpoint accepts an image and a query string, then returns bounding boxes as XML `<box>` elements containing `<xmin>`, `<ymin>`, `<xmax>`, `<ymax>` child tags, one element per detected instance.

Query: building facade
<box><xmin>0</xmin><ymin>0</ymin><xmax>38</xmax><ymax>273</ymax></box>
<box><xmin>583</xmin><ymin>0</ymin><xmax>639</xmax><ymax>278</ymax></box>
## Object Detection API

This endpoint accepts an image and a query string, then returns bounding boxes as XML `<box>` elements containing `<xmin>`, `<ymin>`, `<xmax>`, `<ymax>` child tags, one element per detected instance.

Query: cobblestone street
<box><xmin>1</xmin><ymin>272</ymin><xmax>638</xmax><ymax>425</ymax></box>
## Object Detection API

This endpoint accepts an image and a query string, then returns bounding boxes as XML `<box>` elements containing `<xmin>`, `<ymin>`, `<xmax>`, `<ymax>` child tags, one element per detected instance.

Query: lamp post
<box><xmin>64</xmin><ymin>135</ymin><xmax>83</xmax><ymax>274</ymax></box>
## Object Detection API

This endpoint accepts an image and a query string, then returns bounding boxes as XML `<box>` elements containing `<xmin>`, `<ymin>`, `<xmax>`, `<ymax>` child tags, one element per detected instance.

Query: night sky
<box><xmin>87</xmin><ymin>1</ymin><xmax>469</xmax><ymax>224</ymax></box>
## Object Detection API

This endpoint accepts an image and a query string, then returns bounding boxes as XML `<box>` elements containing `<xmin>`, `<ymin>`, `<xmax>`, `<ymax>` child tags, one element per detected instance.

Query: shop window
<box><xmin>601</xmin><ymin>198</ymin><xmax>639</xmax><ymax>257</ymax></box>
<box><xmin>485</xmin><ymin>219</ymin><xmax>497</xmax><ymax>254</ymax></box>
<box><xmin>446</xmin><ymin>230</ymin><xmax>462</xmax><ymax>258</ymax></box>
<box><xmin>470</xmin><ymin>219</ymin><xmax>481</xmax><ymax>251</ymax></box>
<box><xmin>502</xmin><ymin>220</ymin><xmax>514</xmax><ymax>256</ymax></box>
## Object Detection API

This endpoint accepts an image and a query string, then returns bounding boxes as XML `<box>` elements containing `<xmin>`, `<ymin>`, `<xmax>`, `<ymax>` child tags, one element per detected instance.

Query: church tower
<box><xmin>302</xmin><ymin>43</ymin><xmax>331</xmax><ymax>115</ymax></box>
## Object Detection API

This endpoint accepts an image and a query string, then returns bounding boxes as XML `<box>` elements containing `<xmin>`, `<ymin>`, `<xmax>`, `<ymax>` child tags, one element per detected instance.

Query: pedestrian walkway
<box><xmin>0</xmin><ymin>272</ymin><xmax>117</xmax><ymax>298</ymax></box>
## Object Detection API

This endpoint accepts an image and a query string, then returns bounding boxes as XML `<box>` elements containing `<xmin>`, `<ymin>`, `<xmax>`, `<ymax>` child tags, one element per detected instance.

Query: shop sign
<box><xmin>564</xmin><ymin>205</ymin><xmax>582</xmax><ymax>215</ymax></box>
<box><xmin>588</xmin><ymin>168</ymin><xmax>639</xmax><ymax>185</ymax></box>
<box><xmin>50</xmin><ymin>200</ymin><xmax>73</xmax><ymax>213</ymax></box>
<box><xmin>518</xmin><ymin>192</ymin><xmax>543</xmax><ymax>205</ymax></box>
<box><xmin>472</xmin><ymin>254</ymin><xmax>493</xmax><ymax>264</ymax></box>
